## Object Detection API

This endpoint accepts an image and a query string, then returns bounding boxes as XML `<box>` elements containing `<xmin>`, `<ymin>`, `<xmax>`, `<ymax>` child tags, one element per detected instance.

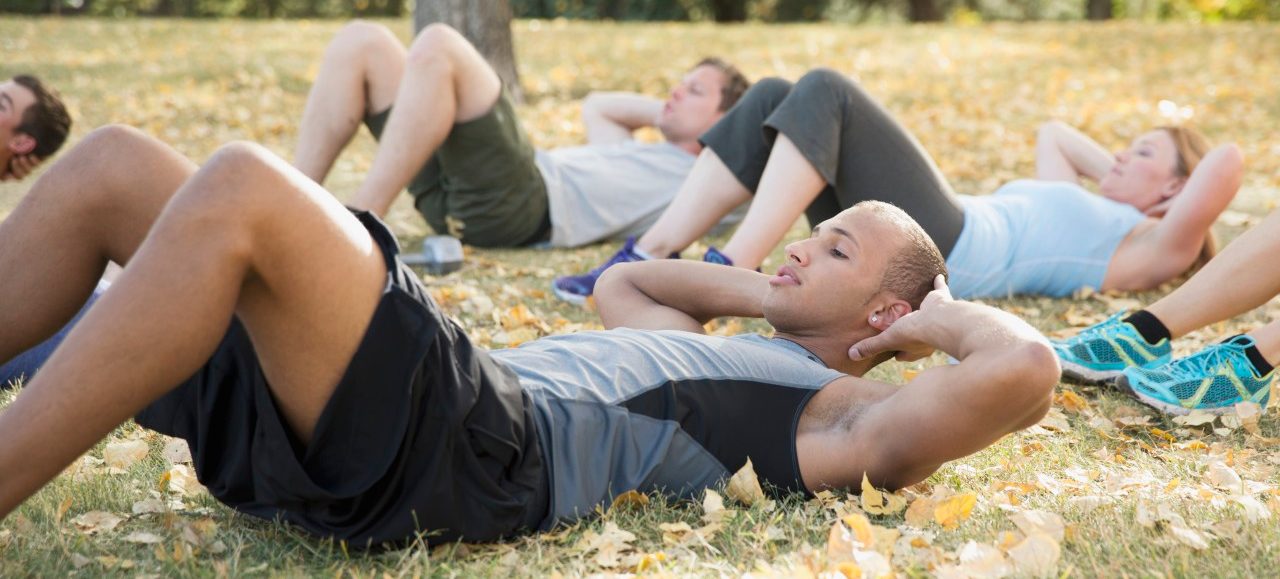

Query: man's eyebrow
<box><xmin>813</xmin><ymin>225</ymin><xmax>862</xmax><ymax>249</ymax></box>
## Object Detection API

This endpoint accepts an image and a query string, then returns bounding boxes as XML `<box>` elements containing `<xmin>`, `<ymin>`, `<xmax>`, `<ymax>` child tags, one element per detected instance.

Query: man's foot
<box><xmin>703</xmin><ymin>246</ymin><xmax>734</xmax><ymax>266</ymax></box>
<box><xmin>1052</xmin><ymin>312</ymin><xmax>1171</xmax><ymax>384</ymax></box>
<box><xmin>1118</xmin><ymin>335</ymin><xmax>1275</xmax><ymax>416</ymax></box>
<box><xmin>552</xmin><ymin>238</ymin><xmax>673</xmax><ymax>305</ymax></box>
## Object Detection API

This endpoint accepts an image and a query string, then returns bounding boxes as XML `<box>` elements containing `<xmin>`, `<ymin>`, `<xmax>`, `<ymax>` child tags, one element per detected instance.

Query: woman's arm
<box><xmin>581</xmin><ymin>92</ymin><xmax>664</xmax><ymax>146</ymax></box>
<box><xmin>595</xmin><ymin>260</ymin><xmax>768</xmax><ymax>332</ymax></box>
<box><xmin>1107</xmin><ymin>144</ymin><xmax>1244</xmax><ymax>290</ymax></box>
<box><xmin>1034</xmin><ymin>121</ymin><xmax>1114</xmax><ymax>184</ymax></box>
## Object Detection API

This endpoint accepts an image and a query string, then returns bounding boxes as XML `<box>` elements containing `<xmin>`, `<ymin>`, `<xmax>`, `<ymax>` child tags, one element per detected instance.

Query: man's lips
<box><xmin>770</xmin><ymin>266</ymin><xmax>800</xmax><ymax>286</ymax></box>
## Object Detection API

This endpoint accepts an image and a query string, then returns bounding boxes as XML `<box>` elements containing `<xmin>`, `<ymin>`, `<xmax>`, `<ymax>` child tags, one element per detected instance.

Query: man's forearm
<box><xmin>596</xmin><ymin>261</ymin><xmax>767</xmax><ymax>330</ymax></box>
<box><xmin>919</xmin><ymin>300</ymin><xmax>1049</xmax><ymax>361</ymax></box>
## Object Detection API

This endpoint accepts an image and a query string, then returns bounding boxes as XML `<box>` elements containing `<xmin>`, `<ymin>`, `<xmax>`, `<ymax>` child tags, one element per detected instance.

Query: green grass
<box><xmin>2</xmin><ymin>17</ymin><xmax>1280</xmax><ymax>577</ymax></box>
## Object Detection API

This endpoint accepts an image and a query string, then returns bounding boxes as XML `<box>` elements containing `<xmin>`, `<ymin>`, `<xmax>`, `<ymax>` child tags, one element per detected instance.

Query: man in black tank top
<box><xmin>0</xmin><ymin>128</ymin><xmax>1058</xmax><ymax>546</ymax></box>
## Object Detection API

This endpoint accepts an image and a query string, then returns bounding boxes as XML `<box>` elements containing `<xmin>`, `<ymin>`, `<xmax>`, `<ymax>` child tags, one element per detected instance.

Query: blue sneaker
<box><xmin>1119</xmin><ymin>335</ymin><xmax>1275</xmax><ymax>416</ymax></box>
<box><xmin>1052</xmin><ymin>312</ymin><xmax>1171</xmax><ymax>384</ymax></box>
<box><xmin>703</xmin><ymin>246</ymin><xmax>734</xmax><ymax>266</ymax></box>
<box><xmin>552</xmin><ymin>238</ymin><xmax>672</xmax><ymax>305</ymax></box>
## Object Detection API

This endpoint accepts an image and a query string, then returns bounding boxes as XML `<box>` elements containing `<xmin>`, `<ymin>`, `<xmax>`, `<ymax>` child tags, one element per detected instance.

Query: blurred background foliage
<box><xmin>2</xmin><ymin>0</ymin><xmax>1276</xmax><ymax>22</ymax></box>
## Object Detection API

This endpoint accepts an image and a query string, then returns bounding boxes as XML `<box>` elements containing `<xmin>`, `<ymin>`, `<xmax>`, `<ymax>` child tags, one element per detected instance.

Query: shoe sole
<box><xmin>1116</xmin><ymin>376</ymin><xmax>1234</xmax><ymax>416</ymax></box>
<box><xmin>1058</xmin><ymin>360</ymin><xmax>1124</xmax><ymax>386</ymax></box>
<box><xmin>551</xmin><ymin>283</ymin><xmax>588</xmax><ymax>306</ymax></box>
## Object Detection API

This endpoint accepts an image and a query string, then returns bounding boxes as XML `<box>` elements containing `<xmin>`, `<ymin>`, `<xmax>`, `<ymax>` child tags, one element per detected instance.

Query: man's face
<box><xmin>655</xmin><ymin>64</ymin><xmax>726</xmax><ymax>144</ymax></box>
<box><xmin>0</xmin><ymin>80</ymin><xmax>37</xmax><ymax>166</ymax></box>
<box><xmin>762</xmin><ymin>207</ymin><xmax>902</xmax><ymax>335</ymax></box>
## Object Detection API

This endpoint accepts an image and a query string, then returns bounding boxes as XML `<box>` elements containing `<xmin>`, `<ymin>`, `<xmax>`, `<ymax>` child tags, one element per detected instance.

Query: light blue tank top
<box><xmin>946</xmin><ymin>180</ymin><xmax>1146</xmax><ymax>298</ymax></box>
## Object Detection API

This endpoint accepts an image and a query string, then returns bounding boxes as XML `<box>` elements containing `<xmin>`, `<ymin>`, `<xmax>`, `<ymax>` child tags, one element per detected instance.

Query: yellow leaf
<box><xmin>904</xmin><ymin>496</ymin><xmax>936</xmax><ymax>528</ymax></box>
<box><xmin>726</xmin><ymin>458</ymin><xmax>767</xmax><ymax>506</ymax></box>
<box><xmin>826</xmin><ymin>521</ymin><xmax>857</xmax><ymax>563</ymax></box>
<box><xmin>633</xmin><ymin>551</ymin><xmax>666</xmax><ymax>573</ymax></box>
<box><xmin>1008</xmin><ymin>510</ymin><xmax>1065</xmax><ymax>542</ymax></box>
<box><xmin>1055</xmin><ymin>390</ymin><xmax>1089</xmax><ymax>414</ymax></box>
<box><xmin>835</xmin><ymin>561</ymin><xmax>862</xmax><ymax>578</ymax></box>
<box><xmin>860</xmin><ymin>473</ymin><xmax>907</xmax><ymax>515</ymax></box>
<box><xmin>933</xmin><ymin>493</ymin><xmax>977</xmax><ymax>529</ymax></box>
<box><xmin>702</xmin><ymin>489</ymin><xmax>726</xmax><ymax>523</ymax></box>
<box><xmin>841</xmin><ymin>513</ymin><xmax>875</xmax><ymax>548</ymax></box>
<box><xmin>609</xmin><ymin>490</ymin><xmax>649</xmax><ymax>513</ymax></box>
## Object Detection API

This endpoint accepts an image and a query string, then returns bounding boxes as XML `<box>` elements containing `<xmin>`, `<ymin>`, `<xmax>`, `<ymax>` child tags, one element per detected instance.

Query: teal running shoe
<box><xmin>1052</xmin><ymin>312</ymin><xmax>1171</xmax><ymax>384</ymax></box>
<box><xmin>1119</xmin><ymin>335</ymin><xmax>1274</xmax><ymax>416</ymax></box>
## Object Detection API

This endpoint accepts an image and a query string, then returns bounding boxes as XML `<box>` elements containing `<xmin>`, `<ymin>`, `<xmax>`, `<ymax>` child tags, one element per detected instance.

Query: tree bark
<box><xmin>414</xmin><ymin>0</ymin><xmax>523</xmax><ymax>102</ymax></box>
<box><xmin>707</xmin><ymin>0</ymin><xmax>747</xmax><ymax>22</ymax></box>
<box><xmin>906</xmin><ymin>0</ymin><xmax>942</xmax><ymax>21</ymax></box>
<box><xmin>1085</xmin><ymin>0</ymin><xmax>1112</xmax><ymax>20</ymax></box>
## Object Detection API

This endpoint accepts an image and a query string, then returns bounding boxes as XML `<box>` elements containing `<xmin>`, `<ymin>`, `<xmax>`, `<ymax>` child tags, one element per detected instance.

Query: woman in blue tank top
<box><xmin>555</xmin><ymin>69</ymin><xmax>1244</xmax><ymax>302</ymax></box>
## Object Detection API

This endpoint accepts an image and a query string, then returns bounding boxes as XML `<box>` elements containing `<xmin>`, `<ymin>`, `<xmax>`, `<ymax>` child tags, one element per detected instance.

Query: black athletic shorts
<box><xmin>135</xmin><ymin>210</ymin><xmax>548</xmax><ymax>548</ymax></box>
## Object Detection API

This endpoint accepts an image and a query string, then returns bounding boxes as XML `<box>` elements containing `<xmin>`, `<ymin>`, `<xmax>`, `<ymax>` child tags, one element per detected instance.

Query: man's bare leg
<box><xmin>294</xmin><ymin>22</ymin><xmax>502</xmax><ymax>216</ymax></box>
<box><xmin>0</xmin><ymin>141</ymin><xmax>386</xmax><ymax>518</ymax></box>
<box><xmin>0</xmin><ymin>126</ymin><xmax>195</xmax><ymax>362</ymax></box>
<box><xmin>635</xmin><ymin>135</ymin><xmax>825</xmax><ymax>269</ymax></box>
<box><xmin>293</xmin><ymin>21</ymin><xmax>406</xmax><ymax>184</ymax></box>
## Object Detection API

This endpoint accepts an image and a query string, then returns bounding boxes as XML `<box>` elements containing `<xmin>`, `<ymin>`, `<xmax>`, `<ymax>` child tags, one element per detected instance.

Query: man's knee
<box><xmin>738</xmin><ymin>77</ymin><xmax>793</xmax><ymax>110</ymax></box>
<box><xmin>77</xmin><ymin>124</ymin><xmax>149</xmax><ymax>155</ymax></box>
<box><xmin>406</xmin><ymin>23</ymin><xmax>467</xmax><ymax>68</ymax></box>
<box><xmin>184</xmin><ymin>142</ymin><xmax>285</xmax><ymax>212</ymax></box>
<box><xmin>336</xmin><ymin>19</ymin><xmax>392</xmax><ymax>45</ymax></box>
<box><xmin>793</xmin><ymin>68</ymin><xmax>864</xmax><ymax>103</ymax></box>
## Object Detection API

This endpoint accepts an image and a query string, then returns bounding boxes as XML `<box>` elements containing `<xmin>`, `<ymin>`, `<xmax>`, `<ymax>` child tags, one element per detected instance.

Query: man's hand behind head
<box><xmin>848</xmin><ymin>275</ymin><xmax>951</xmax><ymax>362</ymax></box>
<box><xmin>1</xmin><ymin>154</ymin><xmax>42</xmax><ymax>182</ymax></box>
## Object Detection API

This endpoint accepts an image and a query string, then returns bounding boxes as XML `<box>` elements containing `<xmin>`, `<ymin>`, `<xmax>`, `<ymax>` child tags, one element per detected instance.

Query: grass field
<box><xmin>2</xmin><ymin>17</ymin><xmax>1280</xmax><ymax>577</ymax></box>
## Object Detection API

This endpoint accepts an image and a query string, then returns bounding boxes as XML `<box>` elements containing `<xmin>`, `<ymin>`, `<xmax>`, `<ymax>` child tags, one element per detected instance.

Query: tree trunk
<box><xmin>1085</xmin><ymin>0</ymin><xmax>1112</xmax><ymax>20</ymax></box>
<box><xmin>597</xmin><ymin>0</ymin><xmax>628</xmax><ymax>20</ymax></box>
<box><xmin>906</xmin><ymin>0</ymin><xmax>942</xmax><ymax>21</ymax></box>
<box><xmin>415</xmin><ymin>0</ymin><xmax>523</xmax><ymax>102</ymax></box>
<box><xmin>707</xmin><ymin>0</ymin><xmax>747</xmax><ymax>22</ymax></box>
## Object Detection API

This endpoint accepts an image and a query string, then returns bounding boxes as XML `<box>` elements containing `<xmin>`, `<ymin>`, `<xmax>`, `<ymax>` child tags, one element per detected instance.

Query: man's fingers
<box><xmin>849</xmin><ymin>333</ymin><xmax>896</xmax><ymax>361</ymax></box>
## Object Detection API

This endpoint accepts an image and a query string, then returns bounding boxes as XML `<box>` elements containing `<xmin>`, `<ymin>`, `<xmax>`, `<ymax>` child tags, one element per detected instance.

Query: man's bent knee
<box><xmin>334</xmin><ymin>20</ymin><xmax>399</xmax><ymax>52</ymax></box>
<box><xmin>406</xmin><ymin>23</ymin><xmax>468</xmax><ymax>66</ymax></box>
<box><xmin>793</xmin><ymin>68</ymin><xmax>864</xmax><ymax>102</ymax></box>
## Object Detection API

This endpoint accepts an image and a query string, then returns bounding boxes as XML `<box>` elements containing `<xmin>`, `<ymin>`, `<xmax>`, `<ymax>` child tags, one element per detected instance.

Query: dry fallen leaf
<box><xmin>124</xmin><ymin>531</ymin><xmax>165</xmax><ymax>544</ymax></box>
<box><xmin>166</xmin><ymin>465</ymin><xmax>205</xmax><ymax>496</ymax></box>
<box><xmin>861</xmin><ymin>473</ymin><xmax>907</xmax><ymax>515</ymax></box>
<box><xmin>1008</xmin><ymin>510</ymin><xmax>1065</xmax><ymax>542</ymax></box>
<box><xmin>1006</xmin><ymin>532</ymin><xmax>1061</xmax><ymax>577</ymax></box>
<box><xmin>103</xmin><ymin>440</ymin><xmax>149</xmax><ymax>469</ymax></box>
<box><xmin>161</xmin><ymin>437</ymin><xmax>192</xmax><ymax>464</ymax></box>
<box><xmin>71</xmin><ymin>511</ymin><xmax>125</xmax><ymax>535</ymax></box>
<box><xmin>904</xmin><ymin>496</ymin><xmax>936</xmax><ymax>527</ymax></box>
<box><xmin>934</xmin><ymin>493</ymin><xmax>977</xmax><ymax>530</ymax></box>
<box><xmin>1206</xmin><ymin>461</ymin><xmax>1244</xmax><ymax>494</ymax></box>
<box><xmin>702</xmin><ymin>489</ymin><xmax>727</xmax><ymax>523</ymax></box>
<box><xmin>726</xmin><ymin>459</ymin><xmax>767</xmax><ymax>506</ymax></box>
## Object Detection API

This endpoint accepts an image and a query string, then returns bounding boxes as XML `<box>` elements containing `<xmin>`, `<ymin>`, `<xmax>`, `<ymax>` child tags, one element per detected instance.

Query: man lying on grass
<box><xmin>0</xmin><ymin>74</ymin><xmax>71</xmax><ymax>181</ymax></box>
<box><xmin>0</xmin><ymin>126</ymin><xmax>1058</xmax><ymax>548</ymax></box>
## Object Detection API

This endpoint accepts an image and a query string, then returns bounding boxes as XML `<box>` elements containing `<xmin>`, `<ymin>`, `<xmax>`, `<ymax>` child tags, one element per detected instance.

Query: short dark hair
<box><xmin>12</xmin><ymin>75</ymin><xmax>72</xmax><ymax>158</ymax></box>
<box><xmin>694</xmin><ymin>57</ymin><xmax>751</xmax><ymax>113</ymax></box>
<box><xmin>855</xmin><ymin>201</ymin><xmax>947</xmax><ymax>309</ymax></box>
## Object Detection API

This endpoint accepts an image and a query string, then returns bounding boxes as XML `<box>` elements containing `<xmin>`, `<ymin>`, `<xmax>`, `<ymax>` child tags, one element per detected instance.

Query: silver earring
<box><xmin>871</xmin><ymin>315</ymin><xmax>879</xmax><ymax>323</ymax></box>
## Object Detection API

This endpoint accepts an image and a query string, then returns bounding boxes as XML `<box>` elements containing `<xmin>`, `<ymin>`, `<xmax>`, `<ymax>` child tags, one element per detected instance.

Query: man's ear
<box><xmin>867</xmin><ymin>300</ymin><xmax>913</xmax><ymax>331</ymax></box>
<box><xmin>9</xmin><ymin>134</ymin><xmax>36</xmax><ymax>156</ymax></box>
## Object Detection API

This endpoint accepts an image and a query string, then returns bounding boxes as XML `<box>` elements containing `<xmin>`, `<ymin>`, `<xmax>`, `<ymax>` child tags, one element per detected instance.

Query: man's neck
<box><xmin>773</xmin><ymin>331</ymin><xmax>880</xmax><ymax>377</ymax></box>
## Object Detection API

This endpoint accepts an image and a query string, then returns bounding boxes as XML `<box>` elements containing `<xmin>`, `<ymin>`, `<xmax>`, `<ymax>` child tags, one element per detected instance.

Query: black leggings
<box><xmin>699</xmin><ymin>69</ymin><xmax>966</xmax><ymax>257</ymax></box>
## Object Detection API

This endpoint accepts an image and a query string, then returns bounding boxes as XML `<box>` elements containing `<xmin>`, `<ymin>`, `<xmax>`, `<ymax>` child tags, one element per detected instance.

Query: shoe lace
<box><xmin>1162</xmin><ymin>343</ymin><xmax>1248</xmax><ymax>383</ymax></box>
<box><xmin>1070</xmin><ymin>312</ymin><xmax>1130</xmax><ymax>344</ymax></box>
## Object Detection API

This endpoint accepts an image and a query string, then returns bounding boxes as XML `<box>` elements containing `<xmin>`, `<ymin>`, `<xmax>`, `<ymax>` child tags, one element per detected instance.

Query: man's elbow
<box><xmin>1006</xmin><ymin>340</ymin><xmax>1060</xmax><ymax>425</ymax></box>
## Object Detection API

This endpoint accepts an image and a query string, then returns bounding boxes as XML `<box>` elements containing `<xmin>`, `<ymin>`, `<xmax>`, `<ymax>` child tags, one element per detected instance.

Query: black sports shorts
<box><xmin>136</xmin><ymin>210</ymin><xmax>548</xmax><ymax>548</ymax></box>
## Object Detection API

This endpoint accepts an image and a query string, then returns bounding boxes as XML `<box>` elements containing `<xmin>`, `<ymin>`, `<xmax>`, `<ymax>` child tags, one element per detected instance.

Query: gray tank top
<box><xmin>490</xmin><ymin>328</ymin><xmax>844</xmax><ymax>528</ymax></box>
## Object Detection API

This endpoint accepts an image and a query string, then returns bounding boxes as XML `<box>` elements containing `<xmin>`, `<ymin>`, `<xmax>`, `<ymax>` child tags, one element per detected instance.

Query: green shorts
<box><xmin>364</xmin><ymin>91</ymin><xmax>551</xmax><ymax>247</ymax></box>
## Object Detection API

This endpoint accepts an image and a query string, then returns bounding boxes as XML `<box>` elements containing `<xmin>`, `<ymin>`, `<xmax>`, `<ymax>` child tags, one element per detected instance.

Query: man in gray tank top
<box><xmin>0</xmin><ymin>124</ymin><xmax>1059</xmax><ymax>548</ymax></box>
<box><xmin>290</xmin><ymin>21</ymin><xmax>751</xmax><ymax>248</ymax></box>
